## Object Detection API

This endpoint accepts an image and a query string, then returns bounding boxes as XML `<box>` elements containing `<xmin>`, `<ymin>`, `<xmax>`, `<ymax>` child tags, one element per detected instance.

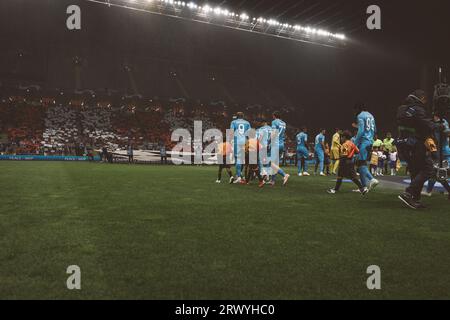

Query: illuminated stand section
<box><xmin>87</xmin><ymin>0</ymin><xmax>346</xmax><ymax>48</ymax></box>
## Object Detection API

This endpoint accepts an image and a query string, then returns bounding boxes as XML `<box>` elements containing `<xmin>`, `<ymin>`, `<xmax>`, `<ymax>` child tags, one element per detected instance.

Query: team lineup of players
<box><xmin>216</xmin><ymin>106</ymin><xmax>380</xmax><ymax>194</ymax></box>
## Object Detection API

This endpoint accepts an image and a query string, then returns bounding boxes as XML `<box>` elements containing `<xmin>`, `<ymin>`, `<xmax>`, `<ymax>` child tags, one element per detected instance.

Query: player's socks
<box><xmin>368</xmin><ymin>178</ymin><xmax>379</xmax><ymax>190</ymax></box>
<box><xmin>282</xmin><ymin>174</ymin><xmax>290</xmax><ymax>186</ymax></box>
<box><xmin>358</xmin><ymin>165</ymin><xmax>373</xmax><ymax>187</ymax></box>
<box><xmin>277</xmin><ymin>169</ymin><xmax>286</xmax><ymax>177</ymax></box>
<box><xmin>358</xmin><ymin>166</ymin><xmax>367</xmax><ymax>186</ymax></box>
<box><xmin>236</xmin><ymin>164</ymin><xmax>242</xmax><ymax>178</ymax></box>
<box><xmin>334</xmin><ymin>178</ymin><xmax>343</xmax><ymax>191</ymax></box>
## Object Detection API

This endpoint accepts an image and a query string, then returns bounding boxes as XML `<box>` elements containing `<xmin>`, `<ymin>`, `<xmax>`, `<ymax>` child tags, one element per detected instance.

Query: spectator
<box><xmin>160</xmin><ymin>141</ymin><xmax>168</xmax><ymax>164</ymax></box>
<box><xmin>389</xmin><ymin>146</ymin><xmax>398</xmax><ymax>176</ymax></box>
<box><xmin>127</xmin><ymin>143</ymin><xmax>134</xmax><ymax>164</ymax></box>
<box><xmin>370</xmin><ymin>147</ymin><xmax>379</xmax><ymax>176</ymax></box>
<box><xmin>383</xmin><ymin>132</ymin><xmax>395</xmax><ymax>174</ymax></box>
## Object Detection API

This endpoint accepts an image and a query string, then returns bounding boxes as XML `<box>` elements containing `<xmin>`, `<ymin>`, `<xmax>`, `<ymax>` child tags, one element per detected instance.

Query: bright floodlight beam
<box><xmin>102</xmin><ymin>0</ymin><xmax>346</xmax><ymax>44</ymax></box>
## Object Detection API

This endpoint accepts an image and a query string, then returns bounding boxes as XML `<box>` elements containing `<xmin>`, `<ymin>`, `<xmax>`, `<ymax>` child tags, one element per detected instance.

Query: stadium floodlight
<box><xmin>203</xmin><ymin>5</ymin><xmax>212</xmax><ymax>13</ymax></box>
<box><xmin>85</xmin><ymin>0</ymin><xmax>346</xmax><ymax>48</ymax></box>
<box><xmin>187</xmin><ymin>2</ymin><xmax>197</xmax><ymax>9</ymax></box>
<box><xmin>239</xmin><ymin>13</ymin><xmax>249</xmax><ymax>21</ymax></box>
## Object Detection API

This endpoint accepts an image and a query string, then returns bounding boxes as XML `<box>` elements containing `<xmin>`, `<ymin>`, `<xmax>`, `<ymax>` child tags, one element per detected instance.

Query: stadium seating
<box><xmin>0</xmin><ymin>85</ymin><xmax>300</xmax><ymax>156</ymax></box>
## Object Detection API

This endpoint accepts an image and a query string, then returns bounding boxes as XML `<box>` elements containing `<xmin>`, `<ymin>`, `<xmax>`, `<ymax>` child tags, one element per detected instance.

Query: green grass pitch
<box><xmin>0</xmin><ymin>161</ymin><xmax>449</xmax><ymax>299</ymax></box>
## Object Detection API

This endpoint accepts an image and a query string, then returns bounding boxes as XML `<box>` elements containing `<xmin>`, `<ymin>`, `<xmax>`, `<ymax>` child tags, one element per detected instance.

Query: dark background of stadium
<box><xmin>1</xmin><ymin>0</ymin><xmax>449</xmax><ymax>133</ymax></box>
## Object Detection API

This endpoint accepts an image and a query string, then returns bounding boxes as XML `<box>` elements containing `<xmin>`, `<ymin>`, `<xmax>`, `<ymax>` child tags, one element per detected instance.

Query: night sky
<box><xmin>1</xmin><ymin>0</ymin><xmax>449</xmax><ymax>134</ymax></box>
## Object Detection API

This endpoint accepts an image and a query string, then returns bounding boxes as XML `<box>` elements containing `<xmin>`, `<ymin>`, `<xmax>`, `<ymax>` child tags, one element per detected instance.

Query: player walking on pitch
<box><xmin>257</xmin><ymin>119</ymin><xmax>273</xmax><ymax>182</ymax></box>
<box><xmin>330</xmin><ymin>128</ymin><xmax>342</xmax><ymax>174</ymax></box>
<box><xmin>327</xmin><ymin>130</ymin><xmax>369</xmax><ymax>195</ymax></box>
<box><xmin>216</xmin><ymin>141</ymin><xmax>234</xmax><ymax>184</ymax></box>
<box><xmin>296</xmin><ymin>127</ymin><xmax>310</xmax><ymax>176</ymax></box>
<box><xmin>271</xmin><ymin>112</ymin><xmax>290</xmax><ymax>186</ymax></box>
<box><xmin>353</xmin><ymin>104</ymin><xmax>379</xmax><ymax>190</ymax></box>
<box><xmin>230</xmin><ymin>112</ymin><xmax>251</xmax><ymax>184</ymax></box>
<box><xmin>314</xmin><ymin>129</ymin><xmax>326</xmax><ymax>176</ymax></box>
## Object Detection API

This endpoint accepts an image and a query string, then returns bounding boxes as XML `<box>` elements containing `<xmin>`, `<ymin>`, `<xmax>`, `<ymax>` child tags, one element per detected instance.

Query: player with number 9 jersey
<box><xmin>230</xmin><ymin>116</ymin><xmax>251</xmax><ymax>155</ymax></box>
<box><xmin>230</xmin><ymin>112</ymin><xmax>251</xmax><ymax>182</ymax></box>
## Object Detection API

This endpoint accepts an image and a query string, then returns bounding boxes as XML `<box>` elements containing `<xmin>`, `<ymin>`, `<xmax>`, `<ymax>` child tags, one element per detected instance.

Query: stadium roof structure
<box><xmin>84</xmin><ymin>0</ymin><xmax>450</xmax><ymax>61</ymax></box>
<box><xmin>86</xmin><ymin>0</ymin><xmax>355</xmax><ymax>48</ymax></box>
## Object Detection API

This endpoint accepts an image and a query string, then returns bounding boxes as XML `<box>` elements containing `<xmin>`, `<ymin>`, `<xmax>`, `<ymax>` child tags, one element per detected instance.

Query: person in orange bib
<box><xmin>216</xmin><ymin>141</ymin><xmax>234</xmax><ymax>183</ymax></box>
<box><xmin>327</xmin><ymin>130</ymin><xmax>369</xmax><ymax>195</ymax></box>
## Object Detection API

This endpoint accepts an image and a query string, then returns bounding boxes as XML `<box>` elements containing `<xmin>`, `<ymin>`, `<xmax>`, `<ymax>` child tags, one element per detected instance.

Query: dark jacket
<box><xmin>397</xmin><ymin>95</ymin><xmax>436</xmax><ymax>142</ymax></box>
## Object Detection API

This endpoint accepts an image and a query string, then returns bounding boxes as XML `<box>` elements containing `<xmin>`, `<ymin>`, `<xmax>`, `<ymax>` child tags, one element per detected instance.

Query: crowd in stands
<box><xmin>0</xmin><ymin>85</ymin><xmax>300</xmax><ymax>158</ymax></box>
<box><xmin>1</xmin><ymin>86</ymin><xmax>402</xmax><ymax>170</ymax></box>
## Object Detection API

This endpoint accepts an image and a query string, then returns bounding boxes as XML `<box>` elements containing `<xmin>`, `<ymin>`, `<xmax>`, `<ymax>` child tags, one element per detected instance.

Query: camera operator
<box><xmin>397</xmin><ymin>89</ymin><xmax>439</xmax><ymax>209</ymax></box>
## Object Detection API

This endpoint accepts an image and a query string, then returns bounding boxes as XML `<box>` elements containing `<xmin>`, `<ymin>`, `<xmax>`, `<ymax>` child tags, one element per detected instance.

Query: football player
<box><xmin>354</xmin><ymin>104</ymin><xmax>379</xmax><ymax>190</ymax></box>
<box><xmin>230</xmin><ymin>112</ymin><xmax>251</xmax><ymax>183</ymax></box>
<box><xmin>314</xmin><ymin>129</ymin><xmax>326</xmax><ymax>176</ymax></box>
<box><xmin>327</xmin><ymin>130</ymin><xmax>369</xmax><ymax>195</ymax></box>
<box><xmin>296</xmin><ymin>127</ymin><xmax>310</xmax><ymax>176</ymax></box>
<box><xmin>216</xmin><ymin>141</ymin><xmax>234</xmax><ymax>184</ymax></box>
<box><xmin>271</xmin><ymin>111</ymin><xmax>290</xmax><ymax>186</ymax></box>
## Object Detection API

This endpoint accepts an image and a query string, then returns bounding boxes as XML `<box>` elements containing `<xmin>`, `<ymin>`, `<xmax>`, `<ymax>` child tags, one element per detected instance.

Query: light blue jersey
<box><xmin>256</xmin><ymin>127</ymin><xmax>261</xmax><ymax>140</ymax></box>
<box><xmin>296</xmin><ymin>132</ymin><xmax>308</xmax><ymax>150</ymax></box>
<box><xmin>271</xmin><ymin>118</ymin><xmax>286</xmax><ymax>147</ymax></box>
<box><xmin>258</xmin><ymin>125</ymin><xmax>272</xmax><ymax>147</ymax></box>
<box><xmin>315</xmin><ymin>133</ymin><xmax>325</xmax><ymax>152</ymax></box>
<box><xmin>230</xmin><ymin>118</ymin><xmax>251</xmax><ymax>146</ymax></box>
<box><xmin>354</xmin><ymin>111</ymin><xmax>376</xmax><ymax>145</ymax></box>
